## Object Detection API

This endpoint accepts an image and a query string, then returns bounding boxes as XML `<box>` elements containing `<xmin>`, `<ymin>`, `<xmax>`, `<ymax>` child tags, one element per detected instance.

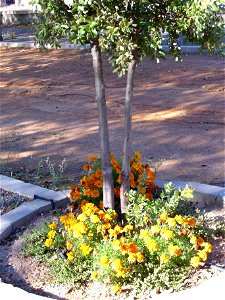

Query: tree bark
<box><xmin>120</xmin><ymin>59</ymin><xmax>136</xmax><ymax>215</ymax></box>
<box><xmin>91</xmin><ymin>39</ymin><xmax>114</xmax><ymax>210</ymax></box>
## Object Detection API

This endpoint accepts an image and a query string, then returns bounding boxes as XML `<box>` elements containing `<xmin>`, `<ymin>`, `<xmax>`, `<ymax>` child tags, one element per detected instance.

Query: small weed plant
<box><xmin>22</xmin><ymin>152</ymin><xmax>218</xmax><ymax>295</ymax></box>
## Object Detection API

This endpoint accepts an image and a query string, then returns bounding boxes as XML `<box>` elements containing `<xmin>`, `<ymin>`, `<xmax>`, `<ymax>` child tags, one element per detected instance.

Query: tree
<box><xmin>33</xmin><ymin>0</ymin><xmax>224</xmax><ymax>213</ymax></box>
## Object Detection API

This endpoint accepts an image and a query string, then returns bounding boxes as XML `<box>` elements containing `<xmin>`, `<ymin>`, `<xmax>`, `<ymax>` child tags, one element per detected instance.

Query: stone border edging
<box><xmin>1</xmin><ymin>174</ymin><xmax>224</xmax><ymax>243</ymax></box>
<box><xmin>0</xmin><ymin>174</ymin><xmax>70</xmax><ymax>242</ymax></box>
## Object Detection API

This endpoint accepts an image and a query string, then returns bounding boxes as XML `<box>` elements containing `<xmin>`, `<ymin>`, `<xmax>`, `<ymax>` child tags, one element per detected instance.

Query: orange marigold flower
<box><xmin>117</xmin><ymin>175</ymin><xmax>122</xmax><ymax>184</ymax></box>
<box><xmin>190</xmin><ymin>256</ymin><xmax>201</xmax><ymax>268</ymax></box>
<box><xmin>197</xmin><ymin>237</ymin><xmax>205</xmax><ymax>246</ymax></box>
<box><xmin>99</xmin><ymin>201</ymin><xmax>103</xmax><ymax>209</ymax></box>
<box><xmin>94</xmin><ymin>180</ymin><xmax>103</xmax><ymax>188</ymax></box>
<box><xmin>90</xmin><ymin>189</ymin><xmax>100</xmax><ymax>198</ymax></box>
<box><xmin>83</xmin><ymin>164</ymin><xmax>92</xmax><ymax>171</ymax></box>
<box><xmin>130</xmin><ymin>180</ymin><xmax>137</xmax><ymax>189</ymax></box>
<box><xmin>83</xmin><ymin>189</ymin><xmax>91</xmax><ymax>197</ymax></box>
<box><xmin>168</xmin><ymin>244</ymin><xmax>181</xmax><ymax>256</ymax></box>
<box><xmin>187</xmin><ymin>217</ymin><xmax>196</xmax><ymax>227</ymax></box>
<box><xmin>88</xmin><ymin>155</ymin><xmax>97</xmax><ymax>162</ymax></box>
<box><xmin>114</xmin><ymin>187</ymin><xmax>120</xmax><ymax>198</ymax></box>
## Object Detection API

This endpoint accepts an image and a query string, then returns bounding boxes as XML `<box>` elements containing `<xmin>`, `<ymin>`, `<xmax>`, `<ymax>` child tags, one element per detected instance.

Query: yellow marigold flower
<box><xmin>91</xmin><ymin>189</ymin><xmax>100</xmax><ymax>198</ymax></box>
<box><xmin>136</xmin><ymin>252</ymin><xmax>144</xmax><ymax>263</ymax></box>
<box><xmin>190</xmin><ymin>235</ymin><xmax>198</xmax><ymax>245</ymax></box>
<box><xmin>190</xmin><ymin>256</ymin><xmax>201</xmax><ymax>268</ymax></box>
<box><xmin>88</xmin><ymin>230</ymin><xmax>93</xmax><ymax>237</ymax></box>
<box><xmin>143</xmin><ymin>215</ymin><xmax>149</xmax><ymax>223</ymax></box>
<box><xmin>160</xmin><ymin>254</ymin><xmax>170</xmax><ymax>264</ymax></box>
<box><xmin>112</xmin><ymin>239</ymin><xmax>122</xmax><ymax>250</ymax></box>
<box><xmin>90</xmin><ymin>214</ymin><xmax>100</xmax><ymax>223</ymax></box>
<box><xmin>145</xmin><ymin>239</ymin><xmax>158</xmax><ymax>252</ymax></box>
<box><xmin>123</xmin><ymin>224</ymin><xmax>134</xmax><ymax>233</ymax></box>
<box><xmin>77</xmin><ymin>213</ymin><xmax>87</xmax><ymax>222</ymax></box>
<box><xmin>168</xmin><ymin>244</ymin><xmax>181</xmax><ymax>256</ymax></box>
<box><xmin>48</xmin><ymin>222</ymin><xmax>57</xmax><ymax>230</ymax></box>
<box><xmin>104</xmin><ymin>213</ymin><xmax>112</xmax><ymax>221</ymax></box>
<box><xmin>67</xmin><ymin>251</ymin><xmax>76</xmax><ymax>261</ymax></box>
<box><xmin>48</xmin><ymin>230</ymin><xmax>56</xmax><ymax>239</ymax></box>
<box><xmin>111</xmin><ymin>283</ymin><xmax>122</xmax><ymax>294</ymax></box>
<box><xmin>116</xmin><ymin>267</ymin><xmax>127</xmax><ymax>278</ymax></box>
<box><xmin>150</xmin><ymin>225</ymin><xmax>161</xmax><ymax>234</ymax></box>
<box><xmin>108</xmin><ymin>229</ymin><xmax>118</xmax><ymax>238</ymax></box>
<box><xmin>72</xmin><ymin>222</ymin><xmax>87</xmax><ymax>238</ymax></box>
<box><xmin>111</xmin><ymin>259</ymin><xmax>123</xmax><ymax>271</ymax></box>
<box><xmin>166</xmin><ymin>217</ymin><xmax>177</xmax><ymax>227</ymax></box>
<box><xmin>66</xmin><ymin>242</ymin><xmax>73</xmax><ymax>251</ymax></box>
<box><xmin>80</xmin><ymin>243</ymin><xmax>92</xmax><ymax>256</ymax></box>
<box><xmin>100</xmin><ymin>255</ymin><xmax>110</xmax><ymax>266</ymax></box>
<box><xmin>88</xmin><ymin>155</ymin><xmax>97</xmax><ymax>162</ymax></box>
<box><xmin>134</xmin><ymin>151</ymin><xmax>141</xmax><ymax>160</ymax></box>
<box><xmin>44</xmin><ymin>238</ymin><xmax>53</xmax><ymax>247</ymax></box>
<box><xmin>159</xmin><ymin>211</ymin><xmax>168</xmax><ymax>222</ymax></box>
<box><xmin>140</xmin><ymin>229</ymin><xmax>150</xmax><ymax>238</ymax></box>
<box><xmin>198</xmin><ymin>250</ymin><xmax>208</xmax><ymax>261</ymax></box>
<box><xmin>91</xmin><ymin>271</ymin><xmax>99</xmax><ymax>280</ymax></box>
<box><xmin>160</xmin><ymin>228</ymin><xmax>174</xmax><ymax>240</ymax></box>
<box><xmin>187</xmin><ymin>217</ymin><xmax>196</xmax><ymax>227</ymax></box>
<box><xmin>175</xmin><ymin>215</ymin><xmax>184</xmax><ymax>224</ymax></box>
<box><xmin>202</xmin><ymin>242</ymin><xmax>212</xmax><ymax>253</ymax></box>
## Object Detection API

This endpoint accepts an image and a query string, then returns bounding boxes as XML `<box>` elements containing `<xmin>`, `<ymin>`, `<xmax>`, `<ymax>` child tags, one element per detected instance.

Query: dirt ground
<box><xmin>0</xmin><ymin>48</ymin><xmax>224</xmax><ymax>187</ymax></box>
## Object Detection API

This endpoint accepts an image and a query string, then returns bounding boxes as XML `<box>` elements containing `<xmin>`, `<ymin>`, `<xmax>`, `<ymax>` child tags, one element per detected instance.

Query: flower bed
<box><xmin>22</xmin><ymin>152</ymin><xmax>223</xmax><ymax>297</ymax></box>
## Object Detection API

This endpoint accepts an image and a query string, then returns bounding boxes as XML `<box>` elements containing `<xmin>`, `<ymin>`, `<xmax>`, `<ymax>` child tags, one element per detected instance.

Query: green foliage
<box><xmin>33</xmin><ymin>0</ymin><xmax>224</xmax><ymax>75</ymax></box>
<box><xmin>126</xmin><ymin>182</ymin><xmax>195</xmax><ymax>228</ymax></box>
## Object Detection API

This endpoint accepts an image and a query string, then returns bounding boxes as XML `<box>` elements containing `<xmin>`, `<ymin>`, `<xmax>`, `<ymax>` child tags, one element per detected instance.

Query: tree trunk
<box><xmin>120</xmin><ymin>59</ymin><xmax>136</xmax><ymax>215</ymax></box>
<box><xmin>91</xmin><ymin>39</ymin><xmax>114</xmax><ymax>210</ymax></box>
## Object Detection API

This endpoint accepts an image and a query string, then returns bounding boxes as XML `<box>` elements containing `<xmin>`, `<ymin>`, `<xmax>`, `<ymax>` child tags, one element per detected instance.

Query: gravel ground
<box><xmin>0</xmin><ymin>188</ymin><xmax>31</xmax><ymax>215</ymax></box>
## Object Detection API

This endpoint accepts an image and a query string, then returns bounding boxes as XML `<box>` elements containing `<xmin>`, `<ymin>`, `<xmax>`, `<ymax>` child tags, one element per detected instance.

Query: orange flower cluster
<box><xmin>70</xmin><ymin>152</ymin><xmax>156</xmax><ymax>206</ymax></box>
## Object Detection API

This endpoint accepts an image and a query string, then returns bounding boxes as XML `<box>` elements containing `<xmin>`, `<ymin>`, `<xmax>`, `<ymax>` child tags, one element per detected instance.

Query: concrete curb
<box><xmin>0</xmin><ymin>40</ymin><xmax>202</xmax><ymax>53</ymax></box>
<box><xmin>0</xmin><ymin>174</ymin><xmax>69</xmax><ymax>242</ymax></box>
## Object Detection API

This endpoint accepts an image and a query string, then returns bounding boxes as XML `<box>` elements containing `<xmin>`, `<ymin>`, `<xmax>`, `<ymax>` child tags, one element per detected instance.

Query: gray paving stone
<box><xmin>1</xmin><ymin>204</ymin><xmax>37</xmax><ymax>230</ymax></box>
<box><xmin>0</xmin><ymin>218</ymin><xmax>12</xmax><ymax>242</ymax></box>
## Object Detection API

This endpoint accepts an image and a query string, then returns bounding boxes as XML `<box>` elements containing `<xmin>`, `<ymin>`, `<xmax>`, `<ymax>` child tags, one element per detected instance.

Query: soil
<box><xmin>0</xmin><ymin>207</ymin><xmax>224</xmax><ymax>300</ymax></box>
<box><xmin>0</xmin><ymin>49</ymin><xmax>224</xmax><ymax>188</ymax></box>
